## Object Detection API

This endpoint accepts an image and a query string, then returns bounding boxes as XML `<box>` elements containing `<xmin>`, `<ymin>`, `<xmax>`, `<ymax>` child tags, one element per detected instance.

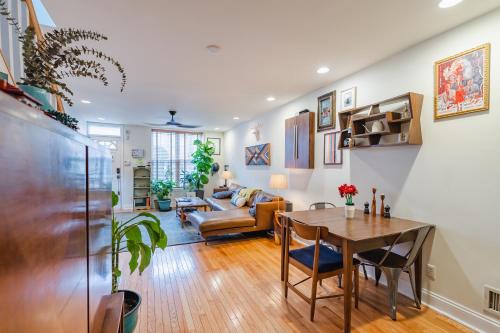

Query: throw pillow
<box><xmin>229</xmin><ymin>184</ymin><xmax>244</xmax><ymax>194</ymax></box>
<box><xmin>249</xmin><ymin>206</ymin><xmax>257</xmax><ymax>217</ymax></box>
<box><xmin>212</xmin><ymin>190</ymin><xmax>232</xmax><ymax>199</ymax></box>
<box><xmin>239</xmin><ymin>188</ymin><xmax>259</xmax><ymax>204</ymax></box>
<box><xmin>230</xmin><ymin>195</ymin><xmax>246</xmax><ymax>208</ymax></box>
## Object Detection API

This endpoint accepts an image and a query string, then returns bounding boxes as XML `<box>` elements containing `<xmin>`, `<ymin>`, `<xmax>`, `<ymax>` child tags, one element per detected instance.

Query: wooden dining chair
<box><xmin>308</xmin><ymin>202</ymin><xmax>343</xmax><ymax>288</ymax></box>
<box><xmin>357</xmin><ymin>226</ymin><xmax>432</xmax><ymax>320</ymax></box>
<box><xmin>283</xmin><ymin>219</ymin><xmax>360</xmax><ymax>321</ymax></box>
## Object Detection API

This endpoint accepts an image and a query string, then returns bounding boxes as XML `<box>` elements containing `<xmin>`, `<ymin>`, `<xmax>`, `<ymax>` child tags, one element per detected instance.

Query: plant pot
<box><xmin>195</xmin><ymin>190</ymin><xmax>204</xmax><ymax>199</ymax></box>
<box><xmin>157</xmin><ymin>199</ymin><xmax>172</xmax><ymax>212</ymax></box>
<box><xmin>345</xmin><ymin>204</ymin><xmax>356</xmax><ymax>219</ymax></box>
<box><xmin>18</xmin><ymin>85</ymin><xmax>53</xmax><ymax>111</ymax></box>
<box><xmin>119</xmin><ymin>290</ymin><xmax>141</xmax><ymax>333</ymax></box>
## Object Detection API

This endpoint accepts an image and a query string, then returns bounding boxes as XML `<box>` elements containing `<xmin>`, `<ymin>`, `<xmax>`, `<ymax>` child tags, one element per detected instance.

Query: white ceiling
<box><xmin>43</xmin><ymin>0</ymin><xmax>500</xmax><ymax>132</ymax></box>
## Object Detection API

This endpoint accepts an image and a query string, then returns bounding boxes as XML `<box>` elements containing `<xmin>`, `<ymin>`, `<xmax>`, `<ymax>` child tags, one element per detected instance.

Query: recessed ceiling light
<box><xmin>206</xmin><ymin>44</ymin><xmax>221</xmax><ymax>53</ymax></box>
<box><xmin>316</xmin><ymin>66</ymin><xmax>330</xmax><ymax>74</ymax></box>
<box><xmin>233</xmin><ymin>116</ymin><xmax>240</xmax><ymax>120</ymax></box>
<box><xmin>97</xmin><ymin>117</ymin><xmax>105</xmax><ymax>121</ymax></box>
<box><xmin>215</xmin><ymin>127</ymin><xmax>220</xmax><ymax>130</ymax></box>
<box><xmin>266</xmin><ymin>96</ymin><xmax>276</xmax><ymax>102</ymax></box>
<box><xmin>438</xmin><ymin>0</ymin><xmax>463</xmax><ymax>8</ymax></box>
<box><xmin>81</xmin><ymin>99</ymin><xmax>92</xmax><ymax>104</ymax></box>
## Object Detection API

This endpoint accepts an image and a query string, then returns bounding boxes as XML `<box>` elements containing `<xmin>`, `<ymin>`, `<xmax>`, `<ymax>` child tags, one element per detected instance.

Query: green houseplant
<box><xmin>190</xmin><ymin>139</ymin><xmax>215</xmax><ymax>198</ymax></box>
<box><xmin>151</xmin><ymin>179</ymin><xmax>175</xmax><ymax>211</ymax></box>
<box><xmin>111</xmin><ymin>191</ymin><xmax>167</xmax><ymax>333</ymax></box>
<box><xmin>0</xmin><ymin>3</ymin><xmax>126</xmax><ymax>129</ymax></box>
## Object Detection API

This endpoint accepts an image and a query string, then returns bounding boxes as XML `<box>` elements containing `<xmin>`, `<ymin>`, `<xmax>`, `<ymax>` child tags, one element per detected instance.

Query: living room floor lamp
<box><xmin>269</xmin><ymin>174</ymin><xmax>288</xmax><ymax>212</ymax></box>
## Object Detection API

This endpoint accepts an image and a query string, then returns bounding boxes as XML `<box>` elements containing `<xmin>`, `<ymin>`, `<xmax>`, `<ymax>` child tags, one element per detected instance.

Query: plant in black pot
<box><xmin>151</xmin><ymin>179</ymin><xmax>175</xmax><ymax>211</ymax></box>
<box><xmin>189</xmin><ymin>139</ymin><xmax>215</xmax><ymax>199</ymax></box>
<box><xmin>111</xmin><ymin>192</ymin><xmax>167</xmax><ymax>333</ymax></box>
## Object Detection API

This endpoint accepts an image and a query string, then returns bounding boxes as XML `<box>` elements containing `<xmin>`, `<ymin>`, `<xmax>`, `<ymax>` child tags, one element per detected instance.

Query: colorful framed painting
<box><xmin>340</xmin><ymin>87</ymin><xmax>357</xmax><ymax>112</ymax></box>
<box><xmin>317</xmin><ymin>91</ymin><xmax>336</xmax><ymax>132</ymax></box>
<box><xmin>245</xmin><ymin>143</ymin><xmax>271</xmax><ymax>166</ymax></box>
<box><xmin>324</xmin><ymin>131</ymin><xmax>342</xmax><ymax>165</ymax></box>
<box><xmin>207</xmin><ymin>137</ymin><xmax>221</xmax><ymax>155</ymax></box>
<box><xmin>434</xmin><ymin>43</ymin><xmax>490</xmax><ymax>120</ymax></box>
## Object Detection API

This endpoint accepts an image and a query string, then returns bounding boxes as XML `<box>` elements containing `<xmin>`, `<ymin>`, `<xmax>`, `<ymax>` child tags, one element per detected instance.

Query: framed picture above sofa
<box><xmin>245</xmin><ymin>143</ymin><xmax>271</xmax><ymax>166</ymax></box>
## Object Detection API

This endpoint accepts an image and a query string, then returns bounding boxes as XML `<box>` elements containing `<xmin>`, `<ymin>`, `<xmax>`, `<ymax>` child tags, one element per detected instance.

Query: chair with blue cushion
<box><xmin>283</xmin><ymin>219</ymin><xmax>360</xmax><ymax>321</ymax></box>
<box><xmin>357</xmin><ymin>225</ymin><xmax>432</xmax><ymax>320</ymax></box>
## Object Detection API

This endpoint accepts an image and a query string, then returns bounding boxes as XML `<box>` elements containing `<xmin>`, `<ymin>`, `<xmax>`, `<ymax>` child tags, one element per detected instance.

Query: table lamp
<box><xmin>221</xmin><ymin>170</ymin><xmax>233</xmax><ymax>187</ymax></box>
<box><xmin>269</xmin><ymin>174</ymin><xmax>288</xmax><ymax>212</ymax></box>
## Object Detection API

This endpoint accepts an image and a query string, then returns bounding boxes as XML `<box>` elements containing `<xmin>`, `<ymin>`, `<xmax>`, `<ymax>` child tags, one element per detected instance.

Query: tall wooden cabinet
<box><xmin>0</xmin><ymin>92</ymin><xmax>122</xmax><ymax>333</ymax></box>
<box><xmin>285</xmin><ymin>111</ymin><xmax>315</xmax><ymax>169</ymax></box>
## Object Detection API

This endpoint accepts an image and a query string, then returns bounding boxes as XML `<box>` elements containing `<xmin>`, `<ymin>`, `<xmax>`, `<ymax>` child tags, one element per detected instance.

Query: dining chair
<box><xmin>309</xmin><ymin>202</ymin><xmax>336</xmax><ymax>210</ymax></box>
<box><xmin>308</xmin><ymin>202</ymin><xmax>344</xmax><ymax>288</ymax></box>
<box><xmin>283</xmin><ymin>219</ymin><xmax>360</xmax><ymax>321</ymax></box>
<box><xmin>357</xmin><ymin>225</ymin><xmax>432</xmax><ymax>320</ymax></box>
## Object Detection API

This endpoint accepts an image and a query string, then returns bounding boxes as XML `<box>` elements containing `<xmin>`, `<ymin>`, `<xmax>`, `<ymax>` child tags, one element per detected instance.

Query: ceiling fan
<box><xmin>148</xmin><ymin>110</ymin><xmax>200</xmax><ymax>129</ymax></box>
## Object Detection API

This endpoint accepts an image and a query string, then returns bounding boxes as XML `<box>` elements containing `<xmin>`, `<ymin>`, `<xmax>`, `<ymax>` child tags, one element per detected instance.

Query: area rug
<box><xmin>115</xmin><ymin>210</ymin><xmax>204</xmax><ymax>246</ymax></box>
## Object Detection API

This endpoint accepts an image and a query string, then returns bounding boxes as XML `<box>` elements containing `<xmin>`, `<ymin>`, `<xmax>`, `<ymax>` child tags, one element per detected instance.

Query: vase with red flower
<box><xmin>338</xmin><ymin>184</ymin><xmax>358</xmax><ymax>219</ymax></box>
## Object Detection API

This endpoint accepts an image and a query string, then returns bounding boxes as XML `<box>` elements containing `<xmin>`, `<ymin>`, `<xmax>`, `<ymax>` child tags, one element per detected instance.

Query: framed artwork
<box><xmin>340</xmin><ymin>87</ymin><xmax>357</xmax><ymax>111</ymax></box>
<box><xmin>324</xmin><ymin>131</ymin><xmax>342</xmax><ymax>165</ymax></box>
<box><xmin>317</xmin><ymin>91</ymin><xmax>336</xmax><ymax>132</ymax></box>
<box><xmin>131</xmin><ymin>149</ymin><xmax>145</xmax><ymax>158</ymax></box>
<box><xmin>434</xmin><ymin>43</ymin><xmax>490</xmax><ymax>120</ymax></box>
<box><xmin>207</xmin><ymin>137</ymin><xmax>221</xmax><ymax>155</ymax></box>
<box><xmin>245</xmin><ymin>143</ymin><xmax>271</xmax><ymax>166</ymax></box>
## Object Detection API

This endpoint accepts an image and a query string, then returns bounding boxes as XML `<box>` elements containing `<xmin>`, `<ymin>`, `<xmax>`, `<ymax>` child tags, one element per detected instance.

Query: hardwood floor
<box><xmin>120</xmin><ymin>237</ymin><xmax>471</xmax><ymax>333</ymax></box>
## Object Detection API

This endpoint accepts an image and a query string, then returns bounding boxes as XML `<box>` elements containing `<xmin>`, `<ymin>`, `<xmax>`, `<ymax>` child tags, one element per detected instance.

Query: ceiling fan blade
<box><xmin>176</xmin><ymin>124</ymin><xmax>201</xmax><ymax>129</ymax></box>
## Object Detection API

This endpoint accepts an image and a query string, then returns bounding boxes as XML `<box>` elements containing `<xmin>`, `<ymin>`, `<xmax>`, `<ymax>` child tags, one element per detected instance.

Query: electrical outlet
<box><xmin>426</xmin><ymin>264</ymin><xmax>436</xmax><ymax>280</ymax></box>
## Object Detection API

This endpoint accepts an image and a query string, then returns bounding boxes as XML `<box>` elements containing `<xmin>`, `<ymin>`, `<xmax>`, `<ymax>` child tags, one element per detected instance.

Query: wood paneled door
<box><xmin>285</xmin><ymin>111</ymin><xmax>315</xmax><ymax>169</ymax></box>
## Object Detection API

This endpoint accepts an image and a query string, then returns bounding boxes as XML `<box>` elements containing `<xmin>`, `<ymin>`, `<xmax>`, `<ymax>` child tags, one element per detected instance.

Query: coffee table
<box><xmin>175</xmin><ymin>197</ymin><xmax>210</xmax><ymax>227</ymax></box>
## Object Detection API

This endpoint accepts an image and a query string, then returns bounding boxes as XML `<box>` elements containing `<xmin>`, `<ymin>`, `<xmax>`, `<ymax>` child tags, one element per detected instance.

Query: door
<box><xmin>285</xmin><ymin>116</ymin><xmax>296</xmax><ymax>168</ymax></box>
<box><xmin>90</xmin><ymin>136</ymin><xmax>123</xmax><ymax>208</ymax></box>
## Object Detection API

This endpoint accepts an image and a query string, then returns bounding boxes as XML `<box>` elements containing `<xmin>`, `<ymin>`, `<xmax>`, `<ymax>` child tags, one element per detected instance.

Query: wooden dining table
<box><xmin>279</xmin><ymin>208</ymin><xmax>432</xmax><ymax>333</ymax></box>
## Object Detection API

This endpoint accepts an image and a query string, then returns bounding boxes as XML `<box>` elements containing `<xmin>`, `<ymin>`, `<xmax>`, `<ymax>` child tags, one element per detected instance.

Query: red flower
<box><xmin>338</xmin><ymin>184</ymin><xmax>358</xmax><ymax>197</ymax></box>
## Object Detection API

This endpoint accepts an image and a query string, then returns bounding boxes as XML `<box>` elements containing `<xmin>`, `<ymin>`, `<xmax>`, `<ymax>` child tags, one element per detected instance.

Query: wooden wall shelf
<box><xmin>338</xmin><ymin>92</ymin><xmax>423</xmax><ymax>150</ymax></box>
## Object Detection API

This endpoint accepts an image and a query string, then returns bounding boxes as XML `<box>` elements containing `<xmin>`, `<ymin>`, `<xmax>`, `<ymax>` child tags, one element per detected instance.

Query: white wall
<box><xmin>122</xmin><ymin>125</ymin><xmax>152</xmax><ymax>210</ymax></box>
<box><xmin>225</xmin><ymin>9</ymin><xmax>500</xmax><ymax>332</ymax></box>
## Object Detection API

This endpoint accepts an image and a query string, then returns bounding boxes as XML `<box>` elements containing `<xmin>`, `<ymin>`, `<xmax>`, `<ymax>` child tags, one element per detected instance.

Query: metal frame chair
<box><xmin>283</xmin><ymin>219</ymin><xmax>359</xmax><ymax>321</ymax></box>
<box><xmin>309</xmin><ymin>202</ymin><xmax>336</xmax><ymax>210</ymax></box>
<box><xmin>357</xmin><ymin>226</ymin><xmax>432</xmax><ymax>320</ymax></box>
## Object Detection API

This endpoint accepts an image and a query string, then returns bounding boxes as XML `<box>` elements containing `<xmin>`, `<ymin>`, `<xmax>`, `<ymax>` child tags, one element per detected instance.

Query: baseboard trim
<box><xmin>422</xmin><ymin>289</ymin><xmax>500</xmax><ymax>333</ymax></box>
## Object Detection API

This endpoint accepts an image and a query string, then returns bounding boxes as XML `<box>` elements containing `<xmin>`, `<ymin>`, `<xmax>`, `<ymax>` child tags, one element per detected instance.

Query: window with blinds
<box><xmin>151</xmin><ymin>130</ymin><xmax>202</xmax><ymax>187</ymax></box>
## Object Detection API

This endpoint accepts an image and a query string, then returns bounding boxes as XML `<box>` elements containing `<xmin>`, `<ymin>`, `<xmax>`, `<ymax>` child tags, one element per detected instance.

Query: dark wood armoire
<box><xmin>284</xmin><ymin>111</ymin><xmax>315</xmax><ymax>169</ymax></box>
<box><xmin>0</xmin><ymin>92</ymin><xmax>122</xmax><ymax>333</ymax></box>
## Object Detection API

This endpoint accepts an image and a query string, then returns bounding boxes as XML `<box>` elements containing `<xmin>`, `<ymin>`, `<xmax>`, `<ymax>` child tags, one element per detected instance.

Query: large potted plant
<box><xmin>111</xmin><ymin>192</ymin><xmax>167</xmax><ymax>333</ymax></box>
<box><xmin>151</xmin><ymin>179</ymin><xmax>175</xmax><ymax>211</ymax></box>
<box><xmin>190</xmin><ymin>139</ymin><xmax>215</xmax><ymax>198</ymax></box>
<box><xmin>0</xmin><ymin>3</ymin><xmax>126</xmax><ymax>127</ymax></box>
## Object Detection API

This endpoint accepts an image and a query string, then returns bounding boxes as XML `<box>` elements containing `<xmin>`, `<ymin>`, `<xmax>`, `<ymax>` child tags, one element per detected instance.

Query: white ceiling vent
<box><xmin>484</xmin><ymin>285</ymin><xmax>500</xmax><ymax>318</ymax></box>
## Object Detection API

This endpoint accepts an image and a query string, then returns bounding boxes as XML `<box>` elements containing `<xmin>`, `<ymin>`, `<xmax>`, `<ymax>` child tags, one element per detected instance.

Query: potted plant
<box><xmin>338</xmin><ymin>184</ymin><xmax>358</xmax><ymax>219</ymax></box>
<box><xmin>189</xmin><ymin>139</ymin><xmax>215</xmax><ymax>199</ymax></box>
<box><xmin>0</xmin><ymin>3</ymin><xmax>126</xmax><ymax>128</ymax></box>
<box><xmin>151</xmin><ymin>179</ymin><xmax>175</xmax><ymax>211</ymax></box>
<box><xmin>111</xmin><ymin>191</ymin><xmax>167</xmax><ymax>333</ymax></box>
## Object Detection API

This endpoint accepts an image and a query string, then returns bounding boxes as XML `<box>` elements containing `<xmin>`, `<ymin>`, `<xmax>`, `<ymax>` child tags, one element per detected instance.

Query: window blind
<box><xmin>151</xmin><ymin>129</ymin><xmax>201</xmax><ymax>187</ymax></box>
